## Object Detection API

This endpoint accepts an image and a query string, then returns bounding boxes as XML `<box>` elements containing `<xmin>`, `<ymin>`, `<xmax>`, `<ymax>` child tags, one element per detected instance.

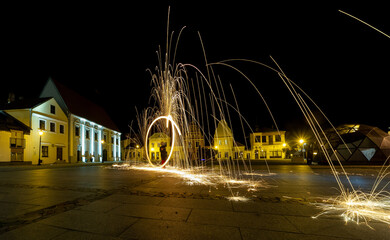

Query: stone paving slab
<box><xmin>159</xmin><ymin>197</ymin><xmax>233</xmax><ymax>211</ymax></box>
<box><xmin>120</xmin><ymin>218</ymin><xmax>242</xmax><ymax>240</ymax></box>
<box><xmin>108</xmin><ymin>203</ymin><xmax>192</xmax><ymax>222</ymax></box>
<box><xmin>187</xmin><ymin>208</ymin><xmax>300</xmax><ymax>233</ymax></box>
<box><xmin>232</xmin><ymin>201</ymin><xmax>319</xmax><ymax>217</ymax></box>
<box><xmin>240</xmin><ymin>227</ymin><xmax>353</xmax><ymax>240</ymax></box>
<box><xmin>52</xmin><ymin>230</ymin><xmax>122</xmax><ymax>240</ymax></box>
<box><xmin>76</xmin><ymin>200</ymin><xmax>123</xmax><ymax>213</ymax></box>
<box><xmin>285</xmin><ymin>215</ymin><xmax>390</xmax><ymax>240</ymax></box>
<box><xmin>0</xmin><ymin>222</ymin><xmax>67</xmax><ymax>240</ymax></box>
<box><xmin>0</xmin><ymin>202</ymin><xmax>41</xmax><ymax>220</ymax></box>
<box><xmin>102</xmin><ymin>194</ymin><xmax>164</xmax><ymax>206</ymax></box>
<box><xmin>39</xmin><ymin>209</ymin><xmax>138</xmax><ymax>237</ymax></box>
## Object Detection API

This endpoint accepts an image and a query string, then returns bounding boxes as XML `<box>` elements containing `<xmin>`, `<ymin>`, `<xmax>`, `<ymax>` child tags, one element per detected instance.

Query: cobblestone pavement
<box><xmin>0</xmin><ymin>163</ymin><xmax>389</xmax><ymax>239</ymax></box>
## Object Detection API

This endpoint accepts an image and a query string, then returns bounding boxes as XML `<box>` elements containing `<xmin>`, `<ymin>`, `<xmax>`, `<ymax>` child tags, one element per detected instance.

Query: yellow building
<box><xmin>214</xmin><ymin>120</ymin><xmax>235</xmax><ymax>160</ymax></box>
<box><xmin>185</xmin><ymin>122</ymin><xmax>205</xmax><ymax>161</ymax></box>
<box><xmin>148</xmin><ymin>132</ymin><xmax>171</xmax><ymax>162</ymax></box>
<box><xmin>1</xmin><ymin>98</ymin><xmax>68</xmax><ymax>164</ymax></box>
<box><xmin>249</xmin><ymin>129</ymin><xmax>287</xmax><ymax>160</ymax></box>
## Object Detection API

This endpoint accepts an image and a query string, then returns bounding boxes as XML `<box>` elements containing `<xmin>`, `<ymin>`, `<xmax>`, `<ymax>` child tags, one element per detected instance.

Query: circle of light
<box><xmin>145</xmin><ymin>115</ymin><xmax>182</xmax><ymax>168</ymax></box>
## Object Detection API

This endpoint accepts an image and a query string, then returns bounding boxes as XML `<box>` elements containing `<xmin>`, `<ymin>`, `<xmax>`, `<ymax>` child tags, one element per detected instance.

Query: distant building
<box><xmin>1</xmin><ymin>98</ymin><xmax>68</xmax><ymax>164</ymax></box>
<box><xmin>40</xmin><ymin>78</ymin><xmax>121</xmax><ymax>163</ymax></box>
<box><xmin>148</xmin><ymin>132</ymin><xmax>170</xmax><ymax>162</ymax></box>
<box><xmin>0</xmin><ymin>111</ymin><xmax>31</xmax><ymax>163</ymax></box>
<box><xmin>185</xmin><ymin>122</ymin><xmax>205</xmax><ymax>161</ymax></box>
<box><xmin>249</xmin><ymin>128</ymin><xmax>287</xmax><ymax>160</ymax></box>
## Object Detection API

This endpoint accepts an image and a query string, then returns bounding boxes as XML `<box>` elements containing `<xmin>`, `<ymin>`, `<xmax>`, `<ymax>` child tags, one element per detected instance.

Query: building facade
<box><xmin>249</xmin><ymin>129</ymin><xmax>287</xmax><ymax>160</ymax></box>
<box><xmin>40</xmin><ymin>78</ymin><xmax>121</xmax><ymax>163</ymax></box>
<box><xmin>1</xmin><ymin>98</ymin><xmax>68</xmax><ymax>164</ymax></box>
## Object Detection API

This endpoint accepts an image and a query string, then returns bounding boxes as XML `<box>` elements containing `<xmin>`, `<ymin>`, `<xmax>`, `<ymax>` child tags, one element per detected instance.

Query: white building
<box><xmin>1</xmin><ymin>98</ymin><xmax>68</xmax><ymax>164</ymax></box>
<box><xmin>40</xmin><ymin>78</ymin><xmax>121</xmax><ymax>163</ymax></box>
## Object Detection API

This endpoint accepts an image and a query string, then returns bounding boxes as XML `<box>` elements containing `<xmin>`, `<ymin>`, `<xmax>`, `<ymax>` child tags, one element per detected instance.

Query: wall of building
<box><xmin>0</xmin><ymin>131</ymin><xmax>11</xmax><ymax>162</ymax></box>
<box><xmin>30</xmin><ymin>98</ymin><xmax>68</xmax><ymax>164</ymax></box>
<box><xmin>71</xmin><ymin>115</ymin><xmax>121</xmax><ymax>163</ymax></box>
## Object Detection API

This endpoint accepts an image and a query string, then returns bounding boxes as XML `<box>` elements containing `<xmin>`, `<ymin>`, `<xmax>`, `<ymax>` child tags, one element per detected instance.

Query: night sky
<box><xmin>2</xmin><ymin>2</ymin><xmax>389</xmax><ymax>141</ymax></box>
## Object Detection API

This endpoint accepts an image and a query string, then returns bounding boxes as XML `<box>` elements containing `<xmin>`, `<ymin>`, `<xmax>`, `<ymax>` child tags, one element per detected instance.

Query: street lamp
<box><xmin>299</xmin><ymin>139</ymin><xmax>305</xmax><ymax>159</ymax></box>
<box><xmin>38</xmin><ymin>130</ymin><xmax>43</xmax><ymax>165</ymax></box>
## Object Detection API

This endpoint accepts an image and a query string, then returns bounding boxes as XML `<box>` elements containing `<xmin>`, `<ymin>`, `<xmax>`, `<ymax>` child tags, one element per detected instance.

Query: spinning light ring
<box><xmin>145</xmin><ymin>115</ymin><xmax>182</xmax><ymax>167</ymax></box>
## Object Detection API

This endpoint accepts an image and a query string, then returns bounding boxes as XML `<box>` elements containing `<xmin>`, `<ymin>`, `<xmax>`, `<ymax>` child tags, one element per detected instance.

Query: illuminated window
<box><xmin>225</xmin><ymin>139</ymin><xmax>227</xmax><ymax>145</ymax></box>
<box><xmin>50</xmin><ymin>105</ymin><xmax>55</xmax><ymax>114</ymax></box>
<box><xmin>219</xmin><ymin>140</ymin><xmax>221</xmax><ymax>145</ymax></box>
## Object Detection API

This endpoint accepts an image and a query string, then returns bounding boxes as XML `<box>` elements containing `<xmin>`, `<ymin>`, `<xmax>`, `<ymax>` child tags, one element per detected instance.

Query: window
<box><xmin>75</xmin><ymin>126</ymin><xmax>80</xmax><ymax>136</ymax></box>
<box><xmin>262</xmin><ymin>136</ymin><xmax>267</xmax><ymax>143</ymax></box>
<box><xmin>156</xmin><ymin>152</ymin><xmax>159</xmax><ymax>160</ymax></box>
<box><xmin>224</xmin><ymin>139</ymin><xmax>227</xmax><ymax>145</ymax></box>
<box><xmin>104</xmin><ymin>134</ymin><xmax>107</xmax><ymax>142</ymax></box>
<box><xmin>111</xmin><ymin>137</ymin><xmax>114</xmax><ymax>144</ymax></box>
<box><xmin>86</xmin><ymin>129</ymin><xmax>90</xmax><ymax>139</ymax></box>
<box><xmin>269</xmin><ymin>135</ymin><xmax>273</xmax><ymax>145</ymax></box>
<box><xmin>50</xmin><ymin>105</ymin><xmax>55</xmax><ymax>114</ymax></box>
<box><xmin>218</xmin><ymin>140</ymin><xmax>221</xmax><ymax>145</ymax></box>
<box><xmin>270</xmin><ymin>150</ymin><xmax>282</xmax><ymax>158</ymax></box>
<box><xmin>225</xmin><ymin>152</ymin><xmax>228</xmax><ymax>158</ymax></box>
<box><xmin>196</xmin><ymin>142</ymin><xmax>199</xmax><ymax>147</ymax></box>
<box><xmin>94</xmin><ymin>132</ymin><xmax>98</xmax><ymax>140</ymax></box>
<box><xmin>42</xmin><ymin>146</ymin><xmax>49</xmax><ymax>157</ymax></box>
<box><xmin>246</xmin><ymin>153</ymin><xmax>250</xmax><ymax>159</ymax></box>
<box><xmin>39</xmin><ymin>120</ymin><xmax>46</xmax><ymax>130</ymax></box>
<box><xmin>50</xmin><ymin>122</ymin><xmax>55</xmax><ymax>132</ymax></box>
<box><xmin>275</xmin><ymin>135</ymin><xmax>282</xmax><ymax>142</ymax></box>
<box><xmin>60</xmin><ymin>125</ymin><xmax>65</xmax><ymax>134</ymax></box>
<box><xmin>255</xmin><ymin>136</ymin><xmax>261</xmax><ymax>142</ymax></box>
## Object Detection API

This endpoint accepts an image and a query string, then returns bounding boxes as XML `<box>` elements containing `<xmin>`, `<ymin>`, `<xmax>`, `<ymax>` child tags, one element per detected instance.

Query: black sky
<box><xmin>2</xmin><ymin>2</ymin><xmax>389</xmax><ymax>139</ymax></box>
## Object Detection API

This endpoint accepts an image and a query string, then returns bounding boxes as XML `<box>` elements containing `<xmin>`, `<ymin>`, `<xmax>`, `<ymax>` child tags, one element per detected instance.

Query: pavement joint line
<box><xmin>185</xmin><ymin>208</ymin><xmax>193</xmax><ymax>222</ymax></box>
<box><xmin>117</xmin><ymin>217</ymin><xmax>142</xmax><ymax>237</ymax></box>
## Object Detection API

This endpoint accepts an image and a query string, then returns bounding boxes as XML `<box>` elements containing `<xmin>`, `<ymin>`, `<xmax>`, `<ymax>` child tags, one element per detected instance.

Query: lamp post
<box><xmin>38</xmin><ymin>130</ymin><xmax>43</xmax><ymax>165</ymax></box>
<box><xmin>299</xmin><ymin>139</ymin><xmax>305</xmax><ymax>159</ymax></box>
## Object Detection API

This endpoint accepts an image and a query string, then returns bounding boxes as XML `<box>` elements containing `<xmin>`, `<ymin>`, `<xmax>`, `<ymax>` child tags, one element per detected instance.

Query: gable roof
<box><xmin>0</xmin><ymin>110</ymin><xmax>31</xmax><ymax>133</ymax></box>
<box><xmin>0</xmin><ymin>97</ymin><xmax>52</xmax><ymax>110</ymax></box>
<box><xmin>214</xmin><ymin>119</ymin><xmax>233</xmax><ymax>138</ymax></box>
<box><xmin>40</xmin><ymin>78</ymin><xmax>119</xmax><ymax>132</ymax></box>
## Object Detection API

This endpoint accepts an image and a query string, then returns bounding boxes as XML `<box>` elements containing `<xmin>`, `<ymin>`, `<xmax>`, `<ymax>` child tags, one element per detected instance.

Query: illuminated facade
<box><xmin>249</xmin><ymin>129</ymin><xmax>287</xmax><ymax>160</ymax></box>
<box><xmin>214</xmin><ymin>120</ymin><xmax>233</xmax><ymax>159</ymax></box>
<box><xmin>213</xmin><ymin>120</ymin><xmax>287</xmax><ymax>160</ymax></box>
<box><xmin>148</xmin><ymin>132</ymin><xmax>170</xmax><ymax>162</ymax></box>
<box><xmin>185</xmin><ymin>122</ymin><xmax>205</xmax><ymax>160</ymax></box>
<box><xmin>40</xmin><ymin>78</ymin><xmax>121</xmax><ymax>163</ymax></box>
<box><xmin>1</xmin><ymin>98</ymin><xmax>68</xmax><ymax>164</ymax></box>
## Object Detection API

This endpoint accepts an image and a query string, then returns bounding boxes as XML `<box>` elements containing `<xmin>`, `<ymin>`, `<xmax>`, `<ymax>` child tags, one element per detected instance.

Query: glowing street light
<box><xmin>38</xmin><ymin>130</ymin><xmax>43</xmax><ymax>165</ymax></box>
<box><xmin>299</xmin><ymin>139</ymin><xmax>304</xmax><ymax>144</ymax></box>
